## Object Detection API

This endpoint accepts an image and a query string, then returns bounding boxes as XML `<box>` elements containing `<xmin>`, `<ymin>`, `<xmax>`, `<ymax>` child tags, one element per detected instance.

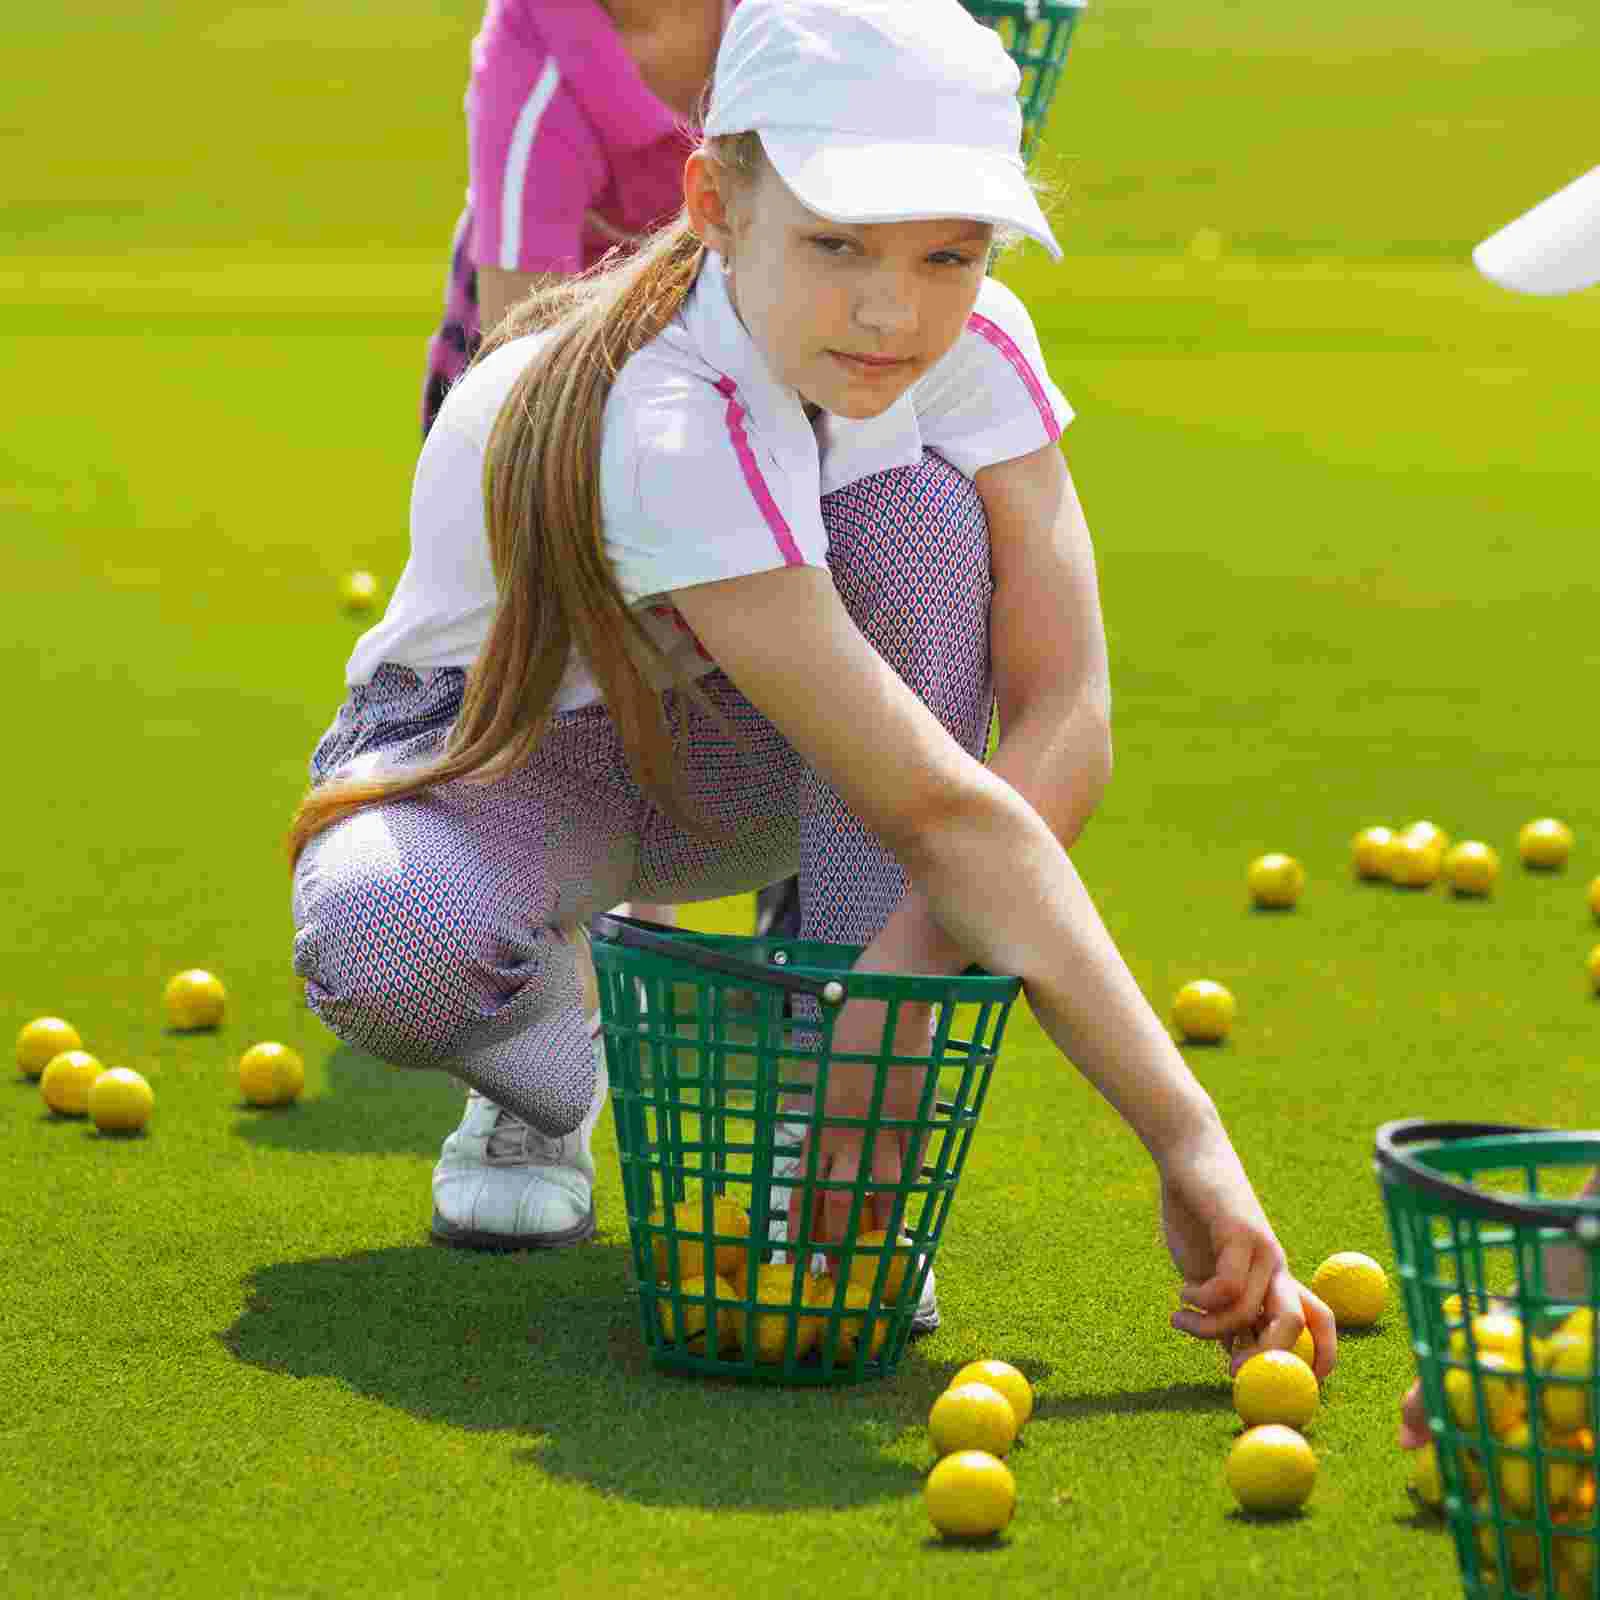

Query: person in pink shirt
<box><xmin>420</xmin><ymin>1</ymin><xmax>736</xmax><ymax>436</ymax></box>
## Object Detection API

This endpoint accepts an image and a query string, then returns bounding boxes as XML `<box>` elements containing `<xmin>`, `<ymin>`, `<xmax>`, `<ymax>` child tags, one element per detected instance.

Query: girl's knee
<box><xmin>291</xmin><ymin>812</ymin><xmax>531</xmax><ymax>1065</ymax></box>
<box><xmin>820</xmin><ymin>451</ymin><xmax>992</xmax><ymax>752</ymax></box>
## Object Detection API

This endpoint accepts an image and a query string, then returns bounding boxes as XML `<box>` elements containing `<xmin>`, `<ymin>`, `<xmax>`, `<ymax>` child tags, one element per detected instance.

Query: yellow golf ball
<box><xmin>1520</xmin><ymin>817</ymin><xmax>1574</xmax><ymax>870</ymax></box>
<box><xmin>1351</xmin><ymin>826</ymin><xmax>1397</xmax><ymax>880</ymax></box>
<box><xmin>1247</xmin><ymin>853</ymin><xmax>1305</xmax><ymax>910</ymax></box>
<box><xmin>1389</xmin><ymin>832</ymin><xmax>1443</xmax><ymax>889</ymax></box>
<box><xmin>40</xmin><ymin>1050</ymin><xmax>105</xmax><ymax>1117</ymax></box>
<box><xmin>1402</xmin><ymin>820</ymin><xmax>1451</xmax><ymax>856</ymax></box>
<box><xmin>339</xmin><ymin>570</ymin><xmax>382</xmax><ymax>613</ymax></box>
<box><xmin>1310</xmin><ymin>1251</ymin><xmax>1388</xmax><ymax>1328</ymax></box>
<box><xmin>88</xmin><ymin>1067</ymin><xmax>154</xmax><ymax>1134</ymax></box>
<box><xmin>925</xmin><ymin>1450</ymin><xmax>1016</xmax><ymax>1540</ymax></box>
<box><xmin>1587</xmin><ymin>946</ymin><xmax>1600</xmax><ymax>995</ymax></box>
<box><xmin>1172</xmin><ymin>980</ymin><xmax>1235</xmax><ymax>1043</ymax></box>
<box><xmin>1233</xmin><ymin>1350</ymin><xmax>1319</xmax><ymax>1429</ymax></box>
<box><xmin>928</xmin><ymin>1382</ymin><xmax>1018</xmax><ymax>1460</ymax></box>
<box><xmin>1444</xmin><ymin>841</ymin><xmax>1500</xmax><ymax>896</ymax></box>
<box><xmin>16</xmin><ymin>1016</ymin><xmax>83</xmax><ymax>1079</ymax></box>
<box><xmin>1588</xmin><ymin>876</ymin><xmax>1600</xmax><ymax>920</ymax></box>
<box><xmin>950</xmin><ymin>1360</ymin><xmax>1033</xmax><ymax>1429</ymax></box>
<box><xmin>164</xmin><ymin>969</ymin><xmax>226</xmax><ymax>1031</ymax></box>
<box><xmin>1225</xmin><ymin>1425</ymin><xmax>1317</xmax><ymax>1515</ymax></box>
<box><xmin>1409</xmin><ymin>1443</ymin><xmax>1444</xmax><ymax>1510</ymax></box>
<box><xmin>238</xmin><ymin>1042</ymin><xmax>305</xmax><ymax>1107</ymax></box>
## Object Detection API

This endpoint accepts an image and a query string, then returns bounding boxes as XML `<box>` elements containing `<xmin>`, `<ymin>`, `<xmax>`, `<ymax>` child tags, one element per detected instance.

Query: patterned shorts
<box><xmin>292</xmin><ymin>449</ymin><xmax>994</xmax><ymax>1134</ymax></box>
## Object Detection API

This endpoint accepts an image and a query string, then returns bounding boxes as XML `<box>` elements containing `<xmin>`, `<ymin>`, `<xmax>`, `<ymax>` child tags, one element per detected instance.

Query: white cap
<box><xmin>704</xmin><ymin>0</ymin><xmax>1062</xmax><ymax>260</ymax></box>
<box><xmin>1472</xmin><ymin>165</ymin><xmax>1600</xmax><ymax>296</ymax></box>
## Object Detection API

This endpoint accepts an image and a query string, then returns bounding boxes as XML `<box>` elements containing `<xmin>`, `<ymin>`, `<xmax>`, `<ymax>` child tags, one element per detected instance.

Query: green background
<box><xmin>4</xmin><ymin>2</ymin><xmax>1598</xmax><ymax>1596</ymax></box>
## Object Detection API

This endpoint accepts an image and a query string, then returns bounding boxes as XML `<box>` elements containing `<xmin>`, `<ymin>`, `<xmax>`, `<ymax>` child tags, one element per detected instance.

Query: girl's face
<box><xmin>686</xmin><ymin>153</ymin><xmax>994</xmax><ymax>421</ymax></box>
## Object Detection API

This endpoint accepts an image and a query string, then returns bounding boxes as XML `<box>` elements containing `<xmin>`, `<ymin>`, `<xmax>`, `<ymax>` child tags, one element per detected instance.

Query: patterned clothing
<box><xmin>292</xmin><ymin>449</ymin><xmax>993</xmax><ymax>1134</ymax></box>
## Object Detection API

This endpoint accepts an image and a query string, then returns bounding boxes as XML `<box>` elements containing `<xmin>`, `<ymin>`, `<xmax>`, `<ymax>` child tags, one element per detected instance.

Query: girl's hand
<box><xmin>783</xmin><ymin>997</ymin><xmax>931</xmax><ymax>1249</ymax></box>
<box><xmin>1159</xmin><ymin>1136</ymin><xmax>1338</xmax><ymax>1381</ymax></box>
<box><xmin>1398</xmin><ymin>1377</ymin><xmax>1429</xmax><ymax>1448</ymax></box>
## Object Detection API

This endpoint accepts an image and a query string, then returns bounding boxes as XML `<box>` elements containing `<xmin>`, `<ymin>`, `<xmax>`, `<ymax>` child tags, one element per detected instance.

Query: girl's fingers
<box><xmin>1398</xmin><ymin>1378</ymin><xmax>1429</xmax><ymax>1449</ymax></box>
<box><xmin>1299</xmin><ymin>1287</ymin><xmax>1339</xmax><ymax>1381</ymax></box>
<box><xmin>1174</xmin><ymin>1238</ymin><xmax>1258</xmax><ymax>1333</ymax></box>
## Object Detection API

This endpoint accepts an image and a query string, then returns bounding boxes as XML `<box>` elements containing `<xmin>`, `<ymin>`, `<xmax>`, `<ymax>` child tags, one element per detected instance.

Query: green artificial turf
<box><xmin>5</xmin><ymin>2</ymin><xmax>1600</xmax><ymax>1596</ymax></box>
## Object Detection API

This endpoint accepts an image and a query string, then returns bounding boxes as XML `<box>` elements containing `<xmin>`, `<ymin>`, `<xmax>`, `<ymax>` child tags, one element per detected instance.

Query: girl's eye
<box><xmin>930</xmin><ymin>251</ymin><xmax>980</xmax><ymax>268</ymax></box>
<box><xmin>811</xmin><ymin>236</ymin><xmax>857</xmax><ymax>256</ymax></box>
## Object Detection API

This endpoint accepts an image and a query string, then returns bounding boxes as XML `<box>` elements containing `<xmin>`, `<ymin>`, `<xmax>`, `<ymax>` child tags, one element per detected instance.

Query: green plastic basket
<box><xmin>591</xmin><ymin>914</ymin><xmax>1022</xmax><ymax>1385</ymax></box>
<box><xmin>1377</xmin><ymin>1120</ymin><xmax>1600</xmax><ymax>1599</ymax></box>
<box><xmin>960</xmin><ymin>0</ymin><xmax>1088</xmax><ymax>164</ymax></box>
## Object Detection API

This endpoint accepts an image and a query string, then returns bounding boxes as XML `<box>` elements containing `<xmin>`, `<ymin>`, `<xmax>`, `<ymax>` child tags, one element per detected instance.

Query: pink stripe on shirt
<box><xmin>714</xmin><ymin>377</ymin><xmax>806</xmax><ymax>566</ymax></box>
<box><xmin>966</xmin><ymin>312</ymin><xmax>1062</xmax><ymax>443</ymax></box>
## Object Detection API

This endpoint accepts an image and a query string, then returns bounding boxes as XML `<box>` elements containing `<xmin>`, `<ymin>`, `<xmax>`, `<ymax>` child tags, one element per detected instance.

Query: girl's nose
<box><xmin>853</xmin><ymin>281</ymin><xmax>917</xmax><ymax>338</ymax></box>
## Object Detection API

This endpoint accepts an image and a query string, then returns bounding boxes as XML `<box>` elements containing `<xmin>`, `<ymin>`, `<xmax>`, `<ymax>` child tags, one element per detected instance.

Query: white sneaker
<box><xmin>430</xmin><ymin>1035</ymin><xmax>607</xmax><ymax>1251</ymax></box>
<box><xmin>768</xmin><ymin>1131</ymin><xmax>940</xmax><ymax>1336</ymax></box>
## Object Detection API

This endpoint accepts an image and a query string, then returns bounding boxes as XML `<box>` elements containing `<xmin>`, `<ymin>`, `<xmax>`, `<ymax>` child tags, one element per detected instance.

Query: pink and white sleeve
<box><xmin>913</xmin><ymin>275</ymin><xmax>1073</xmax><ymax>476</ymax></box>
<box><xmin>466</xmin><ymin>16</ymin><xmax>605</xmax><ymax>276</ymax></box>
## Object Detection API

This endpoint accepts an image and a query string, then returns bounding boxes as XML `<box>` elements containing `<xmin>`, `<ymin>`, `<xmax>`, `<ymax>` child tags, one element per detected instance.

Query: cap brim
<box><xmin>1472</xmin><ymin>166</ymin><xmax>1600</xmax><ymax>296</ymax></box>
<box><xmin>762</xmin><ymin>133</ymin><xmax>1062</xmax><ymax>260</ymax></box>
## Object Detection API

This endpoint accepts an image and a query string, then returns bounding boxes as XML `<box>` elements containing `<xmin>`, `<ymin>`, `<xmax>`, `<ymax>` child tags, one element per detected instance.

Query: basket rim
<box><xmin>1375</xmin><ymin>1118</ymin><xmax>1600</xmax><ymax>1234</ymax></box>
<box><xmin>590</xmin><ymin>913</ymin><xmax>1022</xmax><ymax>1003</ymax></box>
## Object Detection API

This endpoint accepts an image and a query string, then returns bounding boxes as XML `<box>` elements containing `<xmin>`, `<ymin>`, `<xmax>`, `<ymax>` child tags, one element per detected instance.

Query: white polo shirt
<box><xmin>347</xmin><ymin>256</ymin><xmax>1072</xmax><ymax>710</ymax></box>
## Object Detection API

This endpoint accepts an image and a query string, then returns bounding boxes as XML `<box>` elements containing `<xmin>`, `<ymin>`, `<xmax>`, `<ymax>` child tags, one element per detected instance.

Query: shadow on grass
<box><xmin>220</xmin><ymin>1241</ymin><xmax>939</xmax><ymax>1511</ymax></box>
<box><xmin>1046</xmin><ymin>1382</ymin><xmax>1232</xmax><ymax>1423</ymax></box>
<box><xmin>232</xmin><ymin>1045</ymin><xmax>465</xmax><ymax>1157</ymax></box>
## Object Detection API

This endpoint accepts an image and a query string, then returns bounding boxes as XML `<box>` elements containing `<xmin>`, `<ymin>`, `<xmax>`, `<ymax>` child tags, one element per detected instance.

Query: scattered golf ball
<box><xmin>1233</xmin><ymin>1350</ymin><xmax>1319</xmax><ymax>1429</ymax></box>
<box><xmin>16</xmin><ymin>1016</ymin><xmax>83</xmax><ymax>1079</ymax></box>
<box><xmin>1351</xmin><ymin>826</ymin><xmax>1396</xmax><ymax>880</ymax></box>
<box><xmin>1247</xmin><ymin>853</ymin><xmax>1304</xmax><ymax>910</ymax></box>
<box><xmin>39</xmin><ymin>1050</ymin><xmax>105</xmax><ymax>1117</ymax></box>
<box><xmin>1225</xmin><ymin>1424</ymin><xmax>1317</xmax><ymax>1515</ymax></box>
<box><xmin>339</xmin><ymin>570</ymin><xmax>382</xmax><ymax>613</ymax></box>
<box><xmin>1172</xmin><ymin>980</ymin><xmax>1235</xmax><ymax>1043</ymax></box>
<box><xmin>1520</xmin><ymin>817</ymin><xmax>1573</xmax><ymax>869</ymax></box>
<box><xmin>1389</xmin><ymin>832</ymin><xmax>1443</xmax><ymax>889</ymax></box>
<box><xmin>1310</xmin><ymin>1251</ymin><xmax>1387</xmax><ymax>1328</ymax></box>
<box><xmin>1444</xmin><ymin>840</ymin><xmax>1500</xmax><ymax>896</ymax></box>
<box><xmin>1402</xmin><ymin>820</ymin><xmax>1451</xmax><ymax>856</ymax></box>
<box><xmin>164</xmin><ymin>969</ymin><xmax>226</xmax><ymax>1031</ymax></box>
<box><xmin>925</xmin><ymin>1450</ymin><xmax>1016</xmax><ymax>1540</ymax></box>
<box><xmin>238</xmin><ymin>1042</ymin><xmax>305</xmax><ymax>1107</ymax></box>
<box><xmin>88</xmin><ymin>1067</ymin><xmax>154</xmax><ymax>1134</ymax></box>
<box><xmin>1588</xmin><ymin>877</ymin><xmax>1600</xmax><ymax>920</ymax></box>
<box><xmin>1587</xmin><ymin>945</ymin><xmax>1600</xmax><ymax>994</ymax></box>
<box><xmin>929</xmin><ymin>1382</ymin><xmax>1018</xmax><ymax>1459</ymax></box>
<box><xmin>950</xmin><ymin>1360</ymin><xmax>1033</xmax><ymax>1430</ymax></box>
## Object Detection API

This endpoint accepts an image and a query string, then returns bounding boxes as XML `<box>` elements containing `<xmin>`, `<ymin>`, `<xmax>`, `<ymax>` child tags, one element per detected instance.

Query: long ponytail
<box><xmin>287</xmin><ymin>134</ymin><xmax>767</xmax><ymax>867</ymax></box>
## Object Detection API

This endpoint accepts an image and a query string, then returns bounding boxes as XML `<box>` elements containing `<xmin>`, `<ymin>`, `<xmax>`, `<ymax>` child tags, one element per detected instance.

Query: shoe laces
<box><xmin>485</xmin><ymin>1102</ymin><xmax>564</xmax><ymax>1164</ymax></box>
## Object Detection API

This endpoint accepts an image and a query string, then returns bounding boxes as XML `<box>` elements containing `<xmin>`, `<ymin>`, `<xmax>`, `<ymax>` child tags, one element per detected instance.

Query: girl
<box><xmin>292</xmin><ymin>0</ymin><xmax>1335</xmax><ymax>1373</ymax></box>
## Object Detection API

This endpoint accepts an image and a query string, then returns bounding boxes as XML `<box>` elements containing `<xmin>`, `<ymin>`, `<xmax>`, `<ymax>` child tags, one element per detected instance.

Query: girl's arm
<box><xmin>839</xmin><ymin>440</ymin><xmax>1112</xmax><ymax>983</ymax></box>
<box><xmin>670</xmin><ymin>562</ymin><xmax>1336</xmax><ymax>1374</ymax></box>
<box><xmin>477</xmin><ymin>268</ymin><xmax>556</xmax><ymax>337</ymax></box>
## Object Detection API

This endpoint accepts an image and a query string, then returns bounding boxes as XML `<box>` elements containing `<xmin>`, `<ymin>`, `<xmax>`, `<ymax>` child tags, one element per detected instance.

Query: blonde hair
<box><xmin>286</xmin><ymin>132</ymin><xmax>768</xmax><ymax>868</ymax></box>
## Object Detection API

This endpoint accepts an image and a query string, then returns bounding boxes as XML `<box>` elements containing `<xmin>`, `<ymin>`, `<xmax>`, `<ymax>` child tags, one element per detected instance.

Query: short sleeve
<box><xmin>600</xmin><ymin>367</ymin><xmax>830</xmax><ymax>605</ymax></box>
<box><xmin>912</xmin><ymin>275</ymin><xmax>1073</xmax><ymax>475</ymax></box>
<box><xmin>466</xmin><ymin>20</ymin><xmax>606</xmax><ymax>276</ymax></box>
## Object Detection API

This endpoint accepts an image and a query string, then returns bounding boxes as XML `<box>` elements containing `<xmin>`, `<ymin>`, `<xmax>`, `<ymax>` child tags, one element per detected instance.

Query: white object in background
<box><xmin>1473</xmin><ymin>164</ymin><xmax>1600</xmax><ymax>295</ymax></box>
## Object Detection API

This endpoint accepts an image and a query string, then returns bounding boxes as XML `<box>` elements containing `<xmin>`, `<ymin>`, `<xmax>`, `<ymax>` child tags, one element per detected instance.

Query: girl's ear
<box><xmin>684</xmin><ymin>151</ymin><xmax>737</xmax><ymax>260</ymax></box>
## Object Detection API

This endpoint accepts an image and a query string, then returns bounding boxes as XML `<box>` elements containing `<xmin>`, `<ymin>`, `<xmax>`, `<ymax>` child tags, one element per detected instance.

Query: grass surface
<box><xmin>5</xmin><ymin>2</ymin><xmax>1600</xmax><ymax>1596</ymax></box>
